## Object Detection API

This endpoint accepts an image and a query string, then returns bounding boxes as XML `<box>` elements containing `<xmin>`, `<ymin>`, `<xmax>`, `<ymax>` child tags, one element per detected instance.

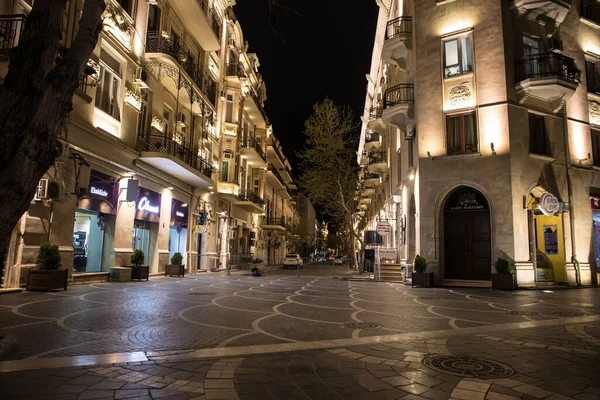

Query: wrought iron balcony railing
<box><xmin>249</xmin><ymin>89</ymin><xmax>268</xmax><ymax>122</ymax></box>
<box><xmin>238</xmin><ymin>190</ymin><xmax>265</xmax><ymax>207</ymax></box>
<box><xmin>360</xmin><ymin>172</ymin><xmax>380</xmax><ymax>181</ymax></box>
<box><xmin>268</xmin><ymin>165</ymin><xmax>285</xmax><ymax>185</ymax></box>
<box><xmin>242</xmin><ymin>137</ymin><xmax>267</xmax><ymax>162</ymax></box>
<box><xmin>515</xmin><ymin>52</ymin><xmax>581</xmax><ymax>84</ymax></box>
<box><xmin>365</xmin><ymin>132</ymin><xmax>380</xmax><ymax>144</ymax></box>
<box><xmin>384</xmin><ymin>84</ymin><xmax>415</xmax><ymax>109</ymax></box>
<box><xmin>369</xmin><ymin>106</ymin><xmax>383</xmax><ymax>120</ymax></box>
<box><xmin>137</xmin><ymin>133</ymin><xmax>213</xmax><ymax>177</ymax></box>
<box><xmin>264</xmin><ymin>217</ymin><xmax>286</xmax><ymax>228</ymax></box>
<box><xmin>0</xmin><ymin>14</ymin><xmax>25</xmax><ymax>52</ymax></box>
<box><xmin>369</xmin><ymin>152</ymin><xmax>387</xmax><ymax>165</ymax></box>
<box><xmin>385</xmin><ymin>16</ymin><xmax>412</xmax><ymax>40</ymax></box>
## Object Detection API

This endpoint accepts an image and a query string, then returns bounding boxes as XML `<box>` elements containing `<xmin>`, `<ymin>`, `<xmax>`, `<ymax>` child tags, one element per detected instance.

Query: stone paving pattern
<box><xmin>0</xmin><ymin>269</ymin><xmax>599</xmax><ymax>399</ymax></box>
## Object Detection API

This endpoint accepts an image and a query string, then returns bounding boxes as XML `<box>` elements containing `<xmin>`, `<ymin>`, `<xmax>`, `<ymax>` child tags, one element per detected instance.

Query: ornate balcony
<box><xmin>266</xmin><ymin>164</ymin><xmax>285</xmax><ymax>190</ymax></box>
<box><xmin>0</xmin><ymin>14</ymin><xmax>25</xmax><ymax>58</ymax></box>
<box><xmin>169</xmin><ymin>0</ymin><xmax>220</xmax><ymax>51</ymax></box>
<box><xmin>244</xmin><ymin>88</ymin><xmax>268</xmax><ymax>127</ymax></box>
<box><xmin>226</xmin><ymin>63</ymin><xmax>247</xmax><ymax>79</ymax></box>
<box><xmin>361</xmin><ymin>172</ymin><xmax>381</xmax><ymax>187</ymax></box>
<box><xmin>241</xmin><ymin>137</ymin><xmax>267</xmax><ymax>167</ymax></box>
<box><xmin>367</xmin><ymin>152</ymin><xmax>388</xmax><ymax>173</ymax></box>
<box><xmin>383</xmin><ymin>16</ymin><xmax>412</xmax><ymax>69</ymax></box>
<box><xmin>234</xmin><ymin>190</ymin><xmax>265</xmax><ymax>214</ymax></box>
<box><xmin>137</xmin><ymin>134</ymin><xmax>213</xmax><ymax>187</ymax></box>
<box><xmin>367</xmin><ymin>106</ymin><xmax>385</xmax><ymax>132</ymax></box>
<box><xmin>515</xmin><ymin>52</ymin><xmax>580</xmax><ymax>112</ymax></box>
<box><xmin>364</xmin><ymin>131</ymin><xmax>381</xmax><ymax>151</ymax></box>
<box><xmin>382</xmin><ymin>84</ymin><xmax>414</xmax><ymax>129</ymax></box>
<box><xmin>513</xmin><ymin>1</ymin><xmax>571</xmax><ymax>27</ymax></box>
<box><xmin>262</xmin><ymin>216</ymin><xmax>286</xmax><ymax>230</ymax></box>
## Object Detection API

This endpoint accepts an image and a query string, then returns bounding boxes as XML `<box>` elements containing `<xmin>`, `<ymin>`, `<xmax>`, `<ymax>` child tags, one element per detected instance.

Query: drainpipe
<box><xmin>562</xmin><ymin>111</ymin><xmax>581</xmax><ymax>286</ymax></box>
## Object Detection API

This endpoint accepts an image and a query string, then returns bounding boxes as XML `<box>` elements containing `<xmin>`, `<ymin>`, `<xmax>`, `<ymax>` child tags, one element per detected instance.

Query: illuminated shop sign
<box><xmin>77</xmin><ymin>170</ymin><xmax>119</xmax><ymax>215</ymax></box>
<box><xmin>135</xmin><ymin>187</ymin><xmax>161</xmax><ymax>223</ymax></box>
<box><xmin>171</xmin><ymin>199</ymin><xmax>188</xmax><ymax>228</ymax></box>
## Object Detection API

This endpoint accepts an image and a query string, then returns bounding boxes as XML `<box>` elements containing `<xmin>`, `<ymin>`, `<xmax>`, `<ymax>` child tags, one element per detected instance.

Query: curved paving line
<box><xmin>12</xmin><ymin>297</ymin><xmax>69</xmax><ymax>321</ymax></box>
<box><xmin>251</xmin><ymin>313</ymin><xmax>298</xmax><ymax>343</ymax></box>
<box><xmin>56</xmin><ymin>305</ymin><xmax>120</xmax><ymax>338</ymax></box>
<box><xmin>232</xmin><ymin>291</ymin><xmax>284</xmax><ymax>303</ymax></box>
<box><xmin>565</xmin><ymin>324</ymin><xmax>600</xmax><ymax>346</ymax></box>
<box><xmin>211</xmin><ymin>296</ymin><xmax>272</xmax><ymax>314</ymax></box>
<box><xmin>27</xmin><ymin>338</ymin><xmax>111</xmax><ymax>359</ymax></box>
<box><xmin>0</xmin><ymin>320</ymin><xmax>53</xmax><ymax>331</ymax></box>
<box><xmin>425</xmin><ymin>305</ymin><xmax>496</xmax><ymax>328</ymax></box>
<box><xmin>273</xmin><ymin>300</ymin><xmax>343</xmax><ymax>325</ymax></box>
<box><xmin>286</xmin><ymin>294</ymin><xmax>354</xmax><ymax>310</ymax></box>
<box><xmin>216</xmin><ymin>331</ymin><xmax>260</xmax><ymax>348</ymax></box>
<box><xmin>348</xmin><ymin>299</ymin><xmax>447</xmax><ymax>319</ymax></box>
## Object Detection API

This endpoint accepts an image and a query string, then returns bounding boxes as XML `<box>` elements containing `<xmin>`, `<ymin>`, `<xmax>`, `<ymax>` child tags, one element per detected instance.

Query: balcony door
<box><xmin>523</xmin><ymin>35</ymin><xmax>541</xmax><ymax>77</ymax></box>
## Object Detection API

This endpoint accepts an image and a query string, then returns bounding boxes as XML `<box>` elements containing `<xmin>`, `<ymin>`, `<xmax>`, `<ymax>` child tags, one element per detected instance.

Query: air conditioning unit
<box><xmin>548</xmin><ymin>37</ymin><xmax>563</xmax><ymax>53</ymax></box>
<box><xmin>35</xmin><ymin>179</ymin><xmax>61</xmax><ymax>201</ymax></box>
<box><xmin>134</xmin><ymin>67</ymin><xmax>148</xmax><ymax>88</ymax></box>
<box><xmin>54</xmin><ymin>139</ymin><xmax>70</xmax><ymax>163</ymax></box>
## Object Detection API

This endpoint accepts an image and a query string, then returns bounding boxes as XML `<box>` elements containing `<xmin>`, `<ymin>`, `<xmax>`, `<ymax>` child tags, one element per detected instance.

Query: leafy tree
<box><xmin>297</xmin><ymin>99</ymin><xmax>363</xmax><ymax>270</ymax></box>
<box><xmin>0</xmin><ymin>0</ymin><xmax>106</xmax><ymax>255</ymax></box>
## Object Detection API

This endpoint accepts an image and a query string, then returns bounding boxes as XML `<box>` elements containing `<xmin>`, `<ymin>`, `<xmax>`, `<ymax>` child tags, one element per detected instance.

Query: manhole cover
<box><xmin>189</xmin><ymin>292</ymin><xmax>217</xmax><ymax>295</ymax></box>
<box><xmin>423</xmin><ymin>356</ymin><xmax>515</xmax><ymax>379</ymax></box>
<box><xmin>506</xmin><ymin>310</ymin><xmax>540</xmax><ymax>316</ymax></box>
<box><xmin>341</xmin><ymin>322</ymin><xmax>383</xmax><ymax>329</ymax></box>
<box><xmin>551</xmin><ymin>311</ymin><xmax>586</xmax><ymax>317</ymax></box>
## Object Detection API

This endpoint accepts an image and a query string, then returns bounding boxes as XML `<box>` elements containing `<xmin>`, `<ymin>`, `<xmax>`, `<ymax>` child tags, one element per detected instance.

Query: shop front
<box><xmin>133</xmin><ymin>187</ymin><xmax>161</xmax><ymax>268</ymax></box>
<box><xmin>72</xmin><ymin>170</ymin><xmax>118</xmax><ymax>273</ymax></box>
<box><xmin>170</xmin><ymin>199</ymin><xmax>188</xmax><ymax>263</ymax></box>
<box><xmin>591</xmin><ymin>192</ymin><xmax>600</xmax><ymax>273</ymax></box>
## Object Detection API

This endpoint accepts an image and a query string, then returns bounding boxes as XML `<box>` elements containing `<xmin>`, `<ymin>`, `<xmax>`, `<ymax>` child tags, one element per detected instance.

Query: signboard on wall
<box><xmin>171</xmin><ymin>199</ymin><xmax>188</xmax><ymax>228</ymax></box>
<box><xmin>538</xmin><ymin>193</ymin><xmax>559</xmax><ymax>216</ymax></box>
<box><xmin>378</xmin><ymin>247</ymin><xmax>397</xmax><ymax>264</ymax></box>
<box><xmin>376</xmin><ymin>221</ymin><xmax>392</xmax><ymax>236</ymax></box>
<box><xmin>135</xmin><ymin>187</ymin><xmax>161</xmax><ymax>223</ymax></box>
<box><xmin>445</xmin><ymin>189</ymin><xmax>489</xmax><ymax>213</ymax></box>
<box><xmin>76</xmin><ymin>170</ymin><xmax>119</xmax><ymax>214</ymax></box>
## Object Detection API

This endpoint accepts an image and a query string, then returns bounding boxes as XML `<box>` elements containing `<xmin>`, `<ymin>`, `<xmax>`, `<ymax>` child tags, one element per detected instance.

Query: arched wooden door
<box><xmin>444</xmin><ymin>188</ymin><xmax>492</xmax><ymax>281</ymax></box>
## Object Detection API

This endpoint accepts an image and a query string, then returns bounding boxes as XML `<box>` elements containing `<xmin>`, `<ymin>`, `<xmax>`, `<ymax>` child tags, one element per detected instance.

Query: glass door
<box><xmin>133</xmin><ymin>222</ymin><xmax>150</xmax><ymax>263</ymax></box>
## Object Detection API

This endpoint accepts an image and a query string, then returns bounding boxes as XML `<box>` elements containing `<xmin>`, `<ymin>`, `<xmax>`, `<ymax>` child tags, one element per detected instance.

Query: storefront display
<box><xmin>132</xmin><ymin>187</ymin><xmax>161</xmax><ymax>265</ymax></box>
<box><xmin>169</xmin><ymin>199</ymin><xmax>188</xmax><ymax>261</ymax></box>
<box><xmin>73</xmin><ymin>170</ymin><xmax>118</xmax><ymax>273</ymax></box>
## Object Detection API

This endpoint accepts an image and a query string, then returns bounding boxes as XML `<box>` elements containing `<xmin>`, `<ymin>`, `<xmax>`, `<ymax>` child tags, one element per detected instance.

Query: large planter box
<box><xmin>412</xmin><ymin>272</ymin><xmax>434</xmax><ymax>288</ymax></box>
<box><xmin>165</xmin><ymin>264</ymin><xmax>185</xmax><ymax>277</ymax></box>
<box><xmin>27</xmin><ymin>269</ymin><xmax>68</xmax><ymax>291</ymax></box>
<box><xmin>492</xmin><ymin>273</ymin><xmax>515</xmax><ymax>290</ymax></box>
<box><xmin>127</xmin><ymin>265</ymin><xmax>149</xmax><ymax>281</ymax></box>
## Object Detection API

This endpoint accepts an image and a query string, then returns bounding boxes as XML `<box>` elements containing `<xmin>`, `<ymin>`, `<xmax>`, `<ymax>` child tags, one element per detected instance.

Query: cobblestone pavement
<box><xmin>1</xmin><ymin>272</ymin><xmax>599</xmax><ymax>399</ymax></box>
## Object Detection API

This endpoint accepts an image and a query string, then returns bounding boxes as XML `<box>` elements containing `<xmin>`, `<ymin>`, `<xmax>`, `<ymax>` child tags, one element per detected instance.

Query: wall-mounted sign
<box><xmin>171</xmin><ymin>199</ymin><xmax>188</xmax><ymax>228</ymax></box>
<box><xmin>445</xmin><ymin>188</ymin><xmax>489</xmax><ymax>213</ymax></box>
<box><xmin>538</xmin><ymin>192</ymin><xmax>559</xmax><ymax>216</ymax></box>
<box><xmin>376</xmin><ymin>221</ymin><xmax>392</xmax><ymax>236</ymax></box>
<box><xmin>543</xmin><ymin>225</ymin><xmax>558</xmax><ymax>255</ymax></box>
<box><xmin>135</xmin><ymin>187</ymin><xmax>161</xmax><ymax>223</ymax></box>
<box><xmin>77</xmin><ymin>170</ymin><xmax>119</xmax><ymax>214</ymax></box>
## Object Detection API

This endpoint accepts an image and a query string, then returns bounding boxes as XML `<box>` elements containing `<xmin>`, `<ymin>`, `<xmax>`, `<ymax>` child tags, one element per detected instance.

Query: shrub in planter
<box><xmin>412</xmin><ymin>254</ymin><xmax>434</xmax><ymax>288</ymax></box>
<box><xmin>492</xmin><ymin>258</ymin><xmax>515</xmax><ymax>290</ymax></box>
<box><xmin>129</xmin><ymin>249</ymin><xmax>149</xmax><ymax>281</ymax></box>
<box><xmin>27</xmin><ymin>243</ymin><xmax>67</xmax><ymax>291</ymax></box>
<box><xmin>166</xmin><ymin>252</ymin><xmax>185</xmax><ymax>277</ymax></box>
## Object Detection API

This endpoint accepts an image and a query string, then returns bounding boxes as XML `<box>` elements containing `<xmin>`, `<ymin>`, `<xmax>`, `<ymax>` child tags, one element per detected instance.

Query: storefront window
<box><xmin>73</xmin><ymin>210</ymin><xmax>106</xmax><ymax>273</ymax></box>
<box><xmin>170</xmin><ymin>199</ymin><xmax>189</xmax><ymax>262</ymax></box>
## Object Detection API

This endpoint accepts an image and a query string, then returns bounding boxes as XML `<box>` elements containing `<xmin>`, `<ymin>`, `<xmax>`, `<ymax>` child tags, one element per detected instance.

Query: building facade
<box><xmin>0</xmin><ymin>0</ymin><xmax>297</xmax><ymax>288</ymax></box>
<box><xmin>357</xmin><ymin>0</ymin><xmax>600</xmax><ymax>287</ymax></box>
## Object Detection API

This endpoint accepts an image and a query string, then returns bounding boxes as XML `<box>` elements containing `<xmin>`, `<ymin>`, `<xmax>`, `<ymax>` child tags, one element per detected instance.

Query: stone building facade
<box><xmin>0</xmin><ymin>0</ymin><xmax>297</xmax><ymax>288</ymax></box>
<box><xmin>357</xmin><ymin>0</ymin><xmax>600</xmax><ymax>287</ymax></box>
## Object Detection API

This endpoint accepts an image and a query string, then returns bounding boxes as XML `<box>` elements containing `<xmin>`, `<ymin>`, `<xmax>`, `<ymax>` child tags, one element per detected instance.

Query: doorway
<box><xmin>133</xmin><ymin>221</ymin><xmax>151</xmax><ymax>259</ymax></box>
<box><xmin>444</xmin><ymin>187</ymin><xmax>492</xmax><ymax>281</ymax></box>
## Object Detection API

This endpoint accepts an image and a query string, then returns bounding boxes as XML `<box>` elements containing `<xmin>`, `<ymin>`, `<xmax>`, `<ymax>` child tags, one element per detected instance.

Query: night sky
<box><xmin>234</xmin><ymin>0</ymin><xmax>379</xmax><ymax>176</ymax></box>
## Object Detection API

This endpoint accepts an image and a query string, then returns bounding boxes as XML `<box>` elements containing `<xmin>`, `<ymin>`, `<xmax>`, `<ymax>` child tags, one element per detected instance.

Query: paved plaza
<box><xmin>0</xmin><ymin>268</ymin><xmax>599</xmax><ymax>399</ymax></box>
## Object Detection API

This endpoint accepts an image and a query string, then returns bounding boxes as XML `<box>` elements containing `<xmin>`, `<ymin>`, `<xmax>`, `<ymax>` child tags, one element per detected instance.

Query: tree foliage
<box><xmin>297</xmin><ymin>99</ymin><xmax>362</xmax><ymax>269</ymax></box>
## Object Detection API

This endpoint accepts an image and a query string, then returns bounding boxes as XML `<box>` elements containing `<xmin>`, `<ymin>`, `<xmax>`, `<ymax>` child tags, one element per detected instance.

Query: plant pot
<box><xmin>412</xmin><ymin>272</ymin><xmax>434</xmax><ymax>288</ymax></box>
<box><xmin>165</xmin><ymin>264</ymin><xmax>185</xmax><ymax>277</ymax></box>
<box><xmin>27</xmin><ymin>269</ymin><xmax>68</xmax><ymax>291</ymax></box>
<box><xmin>128</xmin><ymin>265</ymin><xmax>149</xmax><ymax>281</ymax></box>
<box><xmin>492</xmin><ymin>273</ymin><xmax>515</xmax><ymax>290</ymax></box>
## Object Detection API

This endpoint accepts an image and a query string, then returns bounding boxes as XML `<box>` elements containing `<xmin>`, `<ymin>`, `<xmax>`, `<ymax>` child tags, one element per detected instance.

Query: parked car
<box><xmin>333</xmin><ymin>255</ymin><xmax>346</xmax><ymax>265</ymax></box>
<box><xmin>283</xmin><ymin>254</ymin><xmax>303</xmax><ymax>269</ymax></box>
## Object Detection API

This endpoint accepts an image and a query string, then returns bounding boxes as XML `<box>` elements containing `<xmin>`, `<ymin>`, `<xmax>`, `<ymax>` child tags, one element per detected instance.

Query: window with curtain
<box><xmin>528</xmin><ymin>113</ymin><xmax>550</xmax><ymax>156</ymax></box>
<box><xmin>446</xmin><ymin>112</ymin><xmax>477</xmax><ymax>155</ymax></box>
<box><xmin>95</xmin><ymin>49</ymin><xmax>122</xmax><ymax>120</ymax></box>
<box><xmin>443</xmin><ymin>35</ymin><xmax>473</xmax><ymax>78</ymax></box>
<box><xmin>592</xmin><ymin>129</ymin><xmax>600</xmax><ymax>167</ymax></box>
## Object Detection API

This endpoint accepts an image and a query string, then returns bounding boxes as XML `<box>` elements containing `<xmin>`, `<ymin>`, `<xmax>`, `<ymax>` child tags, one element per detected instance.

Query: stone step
<box><xmin>440</xmin><ymin>279</ymin><xmax>491</xmax><ymax>288</ymax></box>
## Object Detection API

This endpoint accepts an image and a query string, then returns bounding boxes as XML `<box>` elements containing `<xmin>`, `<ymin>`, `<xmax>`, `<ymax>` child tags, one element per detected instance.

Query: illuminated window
<box><xmin>592</xmin><ymin>129</ymin><xmax>600</xmax><ymax>167</ymax></box>
<box><xmin>528</xmin><ymin>113</ymin><xmax>550</xmax><ymax>156</ymax></box>
<box><xmin>443</xmin><ymin>35</ymin><xmax>473</xmax><ymax>78</ymax></box>
<box><xmin>446</xmin><ymin>112</ymin><xmax>477</xmax><ymax>155</ymax></box>
<box><xmin>95</xmin><ymin>49</ymin><xmax>122</xmax><ymax>121</ymax></box>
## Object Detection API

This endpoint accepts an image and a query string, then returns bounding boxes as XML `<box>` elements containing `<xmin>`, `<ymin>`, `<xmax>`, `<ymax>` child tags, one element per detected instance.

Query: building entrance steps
<box><xmin>380</xmin><ymin>263</ymin><xmax>404</xmax><ymax>282</ymax></box>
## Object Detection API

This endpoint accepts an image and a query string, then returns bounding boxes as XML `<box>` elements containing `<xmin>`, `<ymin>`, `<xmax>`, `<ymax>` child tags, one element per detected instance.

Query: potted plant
<box><xmin>412</xmin><ymin>254</ymin><xmax>434</xmax><ymax>288</ymax></box>
<box><xmin>165</xmin><ymin>252</ymin><xmax>185</xmax><ymax>277</ymax></box>
<box><xmin>129</xmin><ymin>249</ymin><xmax>149</xmax><ymax>281</ymax></box>
<box><xmin>27</xmin><ymin>243</ymin><xmax>68</xmax><ymax>291</ymax></box>
<box><xmin>492</xmin><ymin>258</ymin><xmax>515</xmax><ymax>290</ymax></box>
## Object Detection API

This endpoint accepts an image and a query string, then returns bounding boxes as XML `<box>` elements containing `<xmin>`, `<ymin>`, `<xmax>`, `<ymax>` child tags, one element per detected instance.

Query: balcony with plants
<box><xmin>137</xmin><ymin>133</ymin><xmax>213</xmax><ymax>188</ymax></box>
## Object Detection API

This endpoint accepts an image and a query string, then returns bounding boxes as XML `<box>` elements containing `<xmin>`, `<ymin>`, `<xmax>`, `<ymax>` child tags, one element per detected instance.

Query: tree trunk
<box><xmin>0</xmin><ymin>0</ymin><xmax>105</xmax><ymax>255</ymax></box>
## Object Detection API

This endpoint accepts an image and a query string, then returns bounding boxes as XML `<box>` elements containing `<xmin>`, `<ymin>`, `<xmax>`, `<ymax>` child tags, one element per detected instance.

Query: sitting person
<box><xmin>251</xmin><ymin>266</ymin><xmax>262</xmax><ymax>277</ymax></box>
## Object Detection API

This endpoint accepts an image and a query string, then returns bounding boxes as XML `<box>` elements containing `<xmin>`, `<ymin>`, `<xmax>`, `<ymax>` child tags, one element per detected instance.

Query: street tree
<box><xmin>0</xmin><ymin>0</ymin><xmax>106</xmax><ymax>256</ymax></box>
<box><xmin>297</xmin><ymin>99</ymin><xmax>363</xmax><ymax>270</ymax></box>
